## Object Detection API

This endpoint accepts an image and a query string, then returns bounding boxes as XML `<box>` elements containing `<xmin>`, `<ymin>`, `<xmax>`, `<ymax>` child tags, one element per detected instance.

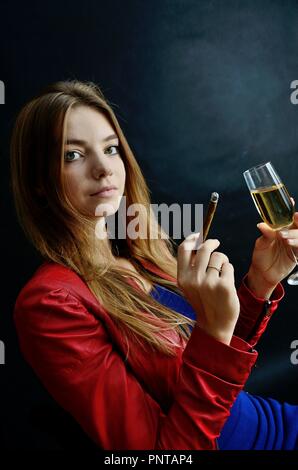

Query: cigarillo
<box><xmin>203</xmin><ymin>192</ymin><xmax>219</xmax><ymax>241</ymax></box>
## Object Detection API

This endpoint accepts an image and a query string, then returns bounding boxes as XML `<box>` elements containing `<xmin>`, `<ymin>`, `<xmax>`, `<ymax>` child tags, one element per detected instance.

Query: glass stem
<box><xmin>289</xmin><ymin>246</ymin><xmax>298</xmax><ymax>266</ymax></box>
<box><xmin>287</xmin><ymin>247</ymin><xmax>298</xmax><ymax>285</ymax></box>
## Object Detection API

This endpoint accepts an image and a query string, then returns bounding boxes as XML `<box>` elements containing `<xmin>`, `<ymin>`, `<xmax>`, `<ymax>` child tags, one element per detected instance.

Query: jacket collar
<box><xmin>42</xmin><ymin>257</ymin><xmax>177</xmax><ymax>285</ymax></box>
<box><xmin>137</xmin><ymin>258</ymin><xmax>177</xmax><ymax>284</ymax></box>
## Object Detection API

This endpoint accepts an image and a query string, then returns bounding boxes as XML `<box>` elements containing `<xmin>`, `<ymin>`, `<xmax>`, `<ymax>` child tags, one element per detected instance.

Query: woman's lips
<box><xmin>91</xmin><ymin>188</ymin><xmax>117</xmax><ymax>198</ymax></box>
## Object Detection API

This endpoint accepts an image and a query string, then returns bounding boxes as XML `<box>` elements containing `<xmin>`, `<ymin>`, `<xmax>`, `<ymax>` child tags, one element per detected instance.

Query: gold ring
<box><xmin>207</xmin><ymin>265</ymin><xmax>221</xmax><ymax>273</ymax></box>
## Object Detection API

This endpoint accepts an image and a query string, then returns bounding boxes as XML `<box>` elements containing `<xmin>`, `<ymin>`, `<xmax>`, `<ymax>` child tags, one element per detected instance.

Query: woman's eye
<box><xmin>64</xmin><ymin>150</ymin><xmax>82</xmax><ymax>162</ymax></box>
<box><xmin>105</xmin><ymin>145</ymin><xmax>119</xmax><ymax>156</ymax></box>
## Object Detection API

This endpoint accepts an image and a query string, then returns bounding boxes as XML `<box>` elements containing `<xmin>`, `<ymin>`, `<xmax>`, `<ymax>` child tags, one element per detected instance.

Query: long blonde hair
<box><xmin>10</xmin><ymin>80</ymin><xmax>195</xmax><ymax>356</ymax></box>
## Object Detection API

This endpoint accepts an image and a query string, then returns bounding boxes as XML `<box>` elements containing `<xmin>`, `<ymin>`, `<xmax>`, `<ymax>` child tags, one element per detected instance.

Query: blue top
<box><xmin>150</xmin><ymin>284</ymin><xmax>298</xmax><ymax>450</ymax></box>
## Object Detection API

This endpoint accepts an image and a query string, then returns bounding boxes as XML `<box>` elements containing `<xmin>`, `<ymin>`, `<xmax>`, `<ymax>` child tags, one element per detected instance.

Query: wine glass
<box><xmin>243</xmin><ymin>161</ymin><xmax>298</xmax><ymax>286</ymax></box>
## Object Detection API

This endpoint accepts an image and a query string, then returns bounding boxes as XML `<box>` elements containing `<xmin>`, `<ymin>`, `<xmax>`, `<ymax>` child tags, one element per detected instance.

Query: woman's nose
<box><xmin>91</xmin><ymin>152</ymin><xmax>113</xmax><ymax>179</ymax></box>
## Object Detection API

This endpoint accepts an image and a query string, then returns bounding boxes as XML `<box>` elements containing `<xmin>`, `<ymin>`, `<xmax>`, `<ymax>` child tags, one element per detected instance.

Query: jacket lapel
<box><xmin>137</xmin><ymin>258</ymin><xmax>178</xmax><ymax>284</ymax></box>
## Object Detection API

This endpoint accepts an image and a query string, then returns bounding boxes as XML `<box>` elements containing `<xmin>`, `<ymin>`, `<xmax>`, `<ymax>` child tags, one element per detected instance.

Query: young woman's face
<box><xmin>62</xmin><ymin>105</ymin><xmax>126</xmax><ymax>219</ymax></box>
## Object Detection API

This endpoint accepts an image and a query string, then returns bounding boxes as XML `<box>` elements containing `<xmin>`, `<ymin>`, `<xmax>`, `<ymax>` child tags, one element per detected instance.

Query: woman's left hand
<box><xmin>248</xmin><ymin>204</ymin><xmax>298</xmax><ymax>291</ymax></box>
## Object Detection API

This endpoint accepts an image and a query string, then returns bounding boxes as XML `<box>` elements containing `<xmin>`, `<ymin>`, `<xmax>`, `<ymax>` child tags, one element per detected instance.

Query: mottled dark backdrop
<box><xmin>1</xmin><ymin>0</ymin><xmax>297</xmax><ymax>450</ymax></box>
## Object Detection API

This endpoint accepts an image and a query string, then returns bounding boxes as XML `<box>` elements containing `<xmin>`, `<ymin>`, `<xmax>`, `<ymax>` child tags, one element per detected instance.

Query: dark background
<box><xmin>1</xmin><ymin>0</ymin><xmax>297</xmax><ymax>450</ymax></box>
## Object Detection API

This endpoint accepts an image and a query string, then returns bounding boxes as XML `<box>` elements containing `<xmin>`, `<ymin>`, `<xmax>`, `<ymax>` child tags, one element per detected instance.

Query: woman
<box><xmin>10</xmin><ymin>80</ymin><xmax>298</xmax><ymax>450</ymax></box>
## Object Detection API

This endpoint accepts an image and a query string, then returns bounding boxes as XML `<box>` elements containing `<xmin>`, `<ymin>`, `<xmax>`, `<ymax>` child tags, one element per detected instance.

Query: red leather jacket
<box><xmin>13</xmin><ymin>259</ymin><xmax>284</xmax><ymax>450</ymax></box>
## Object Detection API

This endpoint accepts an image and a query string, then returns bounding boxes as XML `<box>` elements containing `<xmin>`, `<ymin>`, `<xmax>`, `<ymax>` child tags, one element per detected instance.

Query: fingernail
<box><xmin>280</xmin><ymin>230</ymin><xmax>289</xmax><ymax>237</ymax></box>
<box><xmin>288</xmin><ymin>239</ymin><xmax>296</xmax><ymax>245</ymax></box>
<box><xmin>187</xmin><ymin>231</ymin><xmax>200</xmax><ymax>238</ymax></box>
<box><xmin>193</xmin><ymin>239</ymin><xmax>202</xmax><ymax>250</ymax></box>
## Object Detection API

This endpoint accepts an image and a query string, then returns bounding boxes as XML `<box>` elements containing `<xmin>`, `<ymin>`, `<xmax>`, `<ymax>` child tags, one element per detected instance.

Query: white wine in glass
<box><xmin>243</xmin><ymin>162</ymin><xmax>298</xmax><ymax>286</ymax></box>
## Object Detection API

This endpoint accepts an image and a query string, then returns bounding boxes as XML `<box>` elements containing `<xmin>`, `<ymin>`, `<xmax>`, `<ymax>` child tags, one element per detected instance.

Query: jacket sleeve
<box><xmin>14</xmin><ymin>286</ymin><xmax>258</xmax><ymax>450</ymax></box>
<box><xmin>235</xmin><ymin>274</ymin><xmax>285</xmax><ymax>347</ymax></box>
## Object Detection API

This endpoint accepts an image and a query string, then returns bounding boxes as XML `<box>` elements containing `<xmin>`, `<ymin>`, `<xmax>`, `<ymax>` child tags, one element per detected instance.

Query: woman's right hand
<box><xmin>177</xmin><ymin>233</ymin><xmax>240</xmax><ymax>345</ymax></box>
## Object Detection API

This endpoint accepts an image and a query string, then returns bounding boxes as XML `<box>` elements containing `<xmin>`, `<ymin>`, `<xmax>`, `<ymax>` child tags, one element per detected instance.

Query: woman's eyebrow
<box><xmin>65</xmin><ymin>134</ymin><xmax>119</xmax><ymax>145</ymax></box>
